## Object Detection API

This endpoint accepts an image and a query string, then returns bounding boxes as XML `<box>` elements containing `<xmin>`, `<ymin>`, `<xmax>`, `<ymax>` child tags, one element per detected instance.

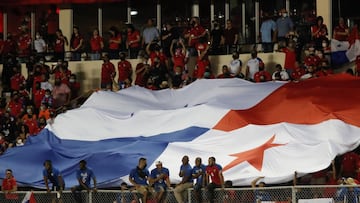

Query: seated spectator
<box><xmin>272</xmin><ymin>64</ymin><xmax>290</xmax><ymax>81</ymax></box>
<box><xmin>10</xmin><ymin>66</ymin><xmax>26</xmax><ymax>92</ymax></box>
<box><xmin>217</xmin><ymin>65</ymin><xmax>233</xmax><ymax>79</ymax></box>
<box><xmin>135</xmin><ymin>55</ymin><xmax>150</xmax><ymax>87</ymax></box>
<box><xmin>254</xmin><ymin>62</ymin><xmax>271</xmax><ymax>82</ymax></box>
<box><xmin>291</xmin><ymin>61</ymin><xmax>306</xmax><ymax>81</ymax></box>
<box><xmin>22</xmin><ymin>106</ymin><xmax>37</xmax><ymax>123</ymax></box>
<box><xmin>299</xmin><ymin>64</ymin><xmax>316</xmax><ymax>80</ymax></box>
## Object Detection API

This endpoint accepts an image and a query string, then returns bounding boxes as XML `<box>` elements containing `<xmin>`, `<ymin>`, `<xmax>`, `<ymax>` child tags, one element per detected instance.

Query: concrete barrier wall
<box><xmin>0</xmin><ymin>52</ymin><xmax>286</xmax><ymax>95</ymax></box>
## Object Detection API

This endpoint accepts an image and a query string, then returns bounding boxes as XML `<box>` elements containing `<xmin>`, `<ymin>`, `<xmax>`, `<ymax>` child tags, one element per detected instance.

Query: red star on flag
<box><xmin>223</xmin><ymin>135</ymin><xmax>286</xmax><ymax>171</ymax></box>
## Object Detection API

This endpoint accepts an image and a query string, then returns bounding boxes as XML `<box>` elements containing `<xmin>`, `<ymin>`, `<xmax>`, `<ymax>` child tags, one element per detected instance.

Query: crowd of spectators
<box><xmin>1</xmin><ymin>9</ymin><xmax>360</xmax><ymax>195</ymax></box>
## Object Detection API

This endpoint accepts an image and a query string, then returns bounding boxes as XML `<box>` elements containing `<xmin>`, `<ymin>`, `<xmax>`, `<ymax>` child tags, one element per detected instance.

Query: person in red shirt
<box><xmin>194</xmin><ymin>37</ymin><xmax>210</xmax><ymax>79</ymax></box>
<box><xmin>333</xmin><ymin>17</ymin><xmax>349</xmax><ymax>41</ymax></box>
<box><xmin>254</xmin><ymin>62</ymin><xmax>271</xmax><ymax>82</ymax></box>
<box><xmin>69</xmin><ymin>74</ymin><xmax>81</xmax><ymax>100</ymax></box>
<box><xmin>117</xmin><ymin>52</ymin><xmax>133</xmax><ymax>89</ymax></box>
<box><xmin>108</xmin><ymin>26</ymin><xmax>122</xmax><ymax>60</ymax></box>
<box><xmin>146</xmin><ymin>42</ymin><xmax>168</xmax><ymax>69</ymax></box>
<box><xmin>101</xmin><ymin>54</ymin><xmax>116</xmax><ymax>90</ymax></box>
<box><xmin>281</xmin><ymin>40</ymin><xmax>297</xmax><ymax>76</ymax></box>
<box><xmin>70</xmin><ymin>26</ymin><xmax>84</xmax><ymax>61</ymax></box>
<box><xmin>135</xmin><ymin>55</ymin><xmax>150</xmax><ymax>87</ymax></box>
<box><xmin>126</xmin><ymin>24</ymin><xmax>141</xmax><ymax>59</ymax></box>
<box><xmin>17</xmin><ymin>30</ymin><xmax>32</xmax><ymax>59</ymax></box>
<box><xmin>217</xmin><ymin>65</ymin><xmax>233</xmax><ymax>79</ymax></box>
<box><xmin>170</xmin><ymin>39</ymin><xmax>187</xmax><ymax>73</ymax></box>
<box><xmin>7</xmin><ymin>91</ymin><xmax>23</xmax><ymax>118</ymax></box>
<box><xmin>54</xmin><ymin>29</ymin><xmax>69</xmax><ymax>61</ymax></box>
<box><xmin>10</xmin><ymin>66</ymin><xmax>26</xmax><ymax>92</ymax></box>
<box><xmin>311</xmin><ymin>16</ymin><xmax>328</xmax><ymax>49</ymax></box>
<box><xmin>206</xmin><ymin>157</ymin><xmax>224</xmax><ymax>203</ymax></box>
<box><xmin>185</xmin><ymin>17</ymin><xmax>207</xmax><ymax>50</ymax></box>
<box><xmin>1</xmin><ymin>169</ymin><xmax>18</xmax><ymax>200</ymax></box>
<box><xmin>340</xmin><ymin>151</ymin><xmax>359</xmax><ymax>178</ymax></box>
<box><xmin>291</xmin><ymin>61</ymin><xmax>306</xmax><ymax>81</ymax></box>
<box><xmin>90</xmin><ymin>28</ymin><xmax>104</xmax><ymax>60</ymax></box>
<box><xmin>24</xmin><ymin>115</ymin><xmax>40</xmax><ymax>135</ymax></box>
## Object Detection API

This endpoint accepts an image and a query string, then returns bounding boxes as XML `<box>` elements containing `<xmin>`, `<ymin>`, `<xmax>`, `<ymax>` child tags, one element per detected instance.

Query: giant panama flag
<box><xmin>1</xmin><ymin>74</ymin><xmax>360</xmax><ymax>188</ymax></box>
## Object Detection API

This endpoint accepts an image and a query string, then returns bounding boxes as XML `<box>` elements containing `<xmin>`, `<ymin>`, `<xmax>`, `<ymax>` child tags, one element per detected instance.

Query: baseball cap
<box><xmin>155</xmin><ymin>161</ymin><xmax>162</xmax><ymax>165</ymax></box>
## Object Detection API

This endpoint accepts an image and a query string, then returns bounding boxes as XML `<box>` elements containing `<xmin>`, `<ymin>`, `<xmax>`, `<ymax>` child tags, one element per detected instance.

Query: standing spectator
<box><xmin>41</xmin><ymin>89</ymin><xmax>54</xmax><ymax>108</ymax></box>
<box><xmin>52</xmin><ymin>78</ymin><xmax>71</xmax><ymax>108</ymax></box>
<box><xmin>185</xmin><ymin>17</ymin><xmax>207</xmax><ymax>56</ymax></box>
<box><xmin>129</xmin><ymin>157</ymin><xmax>151</xmax><ymax>203</ymax></box>
<box><xmin>135</xmin><ymin>55</ymin><xmax>150</xmax><ymax>87</ymax></box>
<box><xmin>43</xmin><ymin>160</ymin><xmax>65</xmax><ymax>203</ymax></box>
<box><xmin>3</xmin><ymin>33</ymin><xmax>17</xmax><ymax>57</ymax></box>
<box><xmin>333</xmin><ymin>17</ymin><xmax>349</xmax><ymax>42</ymax></box>
<box><xmin>33</xmin><ymin>82</ymin><xmax>46</xmax><ymax>110</ymax></box>
<box><xmin>276</xmin><ymin>9</ymin><xmax>294</xmax><ymax>48</ymax></box>
<box><xmin>161</xmin><ymin>22</ymin><xmax>180</xmax><ymax>58</ymax></box>
<box><xmin>54</xmin><ymin>29</ymin><xmax>68</xmax><ymax>61</ymax></box>
<box><xmin>34</xmin><ymin>31</ymin><xmax>47</xmax><ymax>57</ymax></box>
<box><xmin>100</xmin><ymin>54</ymin><xmax>116</xmax><ymax>90</ymax></box>
<box><xmin>146</xmin><ymin>41</ymin><xmax>168</xmax><ymax>68</ymax></box>
<box><xmin>117</xmin><ymin>52</ymin><xmax>133</xmax><ymax>89</ymax></box>
<box><xmin>340</xmin><ymin>151</ymin><xmax>359</xmax><ymax>178</ymax></box>
<box><xmin>174</xmin><ymin>155</ymin><xmax>193</xmax><ymax>203</ymax></box>
<box><xmin>70</xmin><ymin>26</ymin><xmax>84</xmax><ymax>61</ymax></box>
<box><xmin>192</xmin><ymin>157</ymin><xmax>206</xmax><ymax>203</ymax></box>
<box><xmin>89</xmin><ymin>28</ymin><xmax>104</xmax><ymax>60</ymax></box>
<box><xmin>194</xmin><ymin>37</ymin><xmax>210</xmax><ymax>79</ymax></box>
<box><xmin>206</xmin><ymin>157</ymin><xmax>224</xmax><ymax>203</ymax></box>
<box><xmin>170</xmin><ymin>39</ymin><xmax>187</xmax><ymax>73</ymax></box>
<box><xmin>281</xmin><ymin>40</ymin><xmax>297</xmax><ymax>76</ymax></box>
<box><xmin>108</xmin><ymin>26</ymin><xmax>122</xmax><ymax>60</ymax></box>
<box><xmin>17</xmin><ymin>28</ymin><xmax>32</xmax><ymax>61</ymax></box>
<box><xmin>148</xmin><ymin>56</ymin><xmax>168</xmax><ymax>89</ymax></box>
<box><xmin>229</xmin><ymin>51</ymin><xmax>244</xmax><ymax>78</ymax></box>
<box><xmin>126</xmin><ymin>24</ymin><xmax>141</xmax><ymax>59</ymax></box>
<box><xmin>210</xmin><ymin>20</ymin><xmax>225</xmax><ymax>55</ymax></box>
<box><xmin>10</xmin><ymin>66</ymin><xmax>26</xmax><ymax>92</ymax></box>
<box><xmin>246</xmin><ymin>50</ymin><xmax>263</xmax><ymax>81</ymax></box>
<box><xmin>254</xmin><ymin>62</ymin><xmax>272</xmax><ymax>82</ymax></box>
<box><xmin>251</xmin><ymin>176</ymin><xmax>271</xmax><ymax>202</ymax></box>
<box><xmin>335</xmin><ymin>177</ymin><xmax>360</xmax><ymax>203</ymax></box>
<box><xmin>311</xmin><ymin>16</ymin><xmax>328</xmax><ymax>50</ymax></box>
<box><xmin>260</xmin><ymin>12</ymin><xmax>277</xmax><ymax>53</ymax></box>
<box><xmin>150</xmin><ymin>161</ymin><xmax>171</xmax><ymax>203</ymax></box>
<box><xmin>69</xmin><ymin>74</ymin><xmax>81</xmax><ymax>100</ymax></box>
<box><xmin>7</xmin><ymin>91</ymin><xmax>23</xmax><ymax>118</ymax></box>
<box><xmin>223</xmin><ymin>19</ymin><xmax>239</xmax><ymax>54</ymax></box>
<box><xmin>71</xmin><ymin>160</ymin><xmax>97</xmax><ymax>203</ymax></box>
<box><xmin>1</xmin><ymin>169</ymin><xmax>18</xmax><ymax>201</ymax></box>
<box><xmin>142</xmin><ymin>18</ymin><xmax>160</xmax><ymax>48</ymax></box>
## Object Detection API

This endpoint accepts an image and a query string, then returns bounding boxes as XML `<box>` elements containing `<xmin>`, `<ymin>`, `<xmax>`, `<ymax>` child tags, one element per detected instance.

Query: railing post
<box><xmin>89</xmin><ymin>191</ymin><xmax>93</xmax><ymax>203</ymax></box>
<box><xmin>292</xmin><ymin>186</ymin><xmax>296</xmax><ymax>203</ymax></box>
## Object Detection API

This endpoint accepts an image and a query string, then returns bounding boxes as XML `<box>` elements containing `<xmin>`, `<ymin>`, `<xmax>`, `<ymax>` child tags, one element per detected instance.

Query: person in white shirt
<box><xmin>34</xmin><ymin>32</ymin><xmax>47</xmax><ymax>55</ymax></box>
<box><xmin>272</xmin><ymin>64</ymin><xmax>290</xmax><ymax>81</ymax></box>
<box><xmin>246</xmin><ymin>50</ymin><xmax>263</xmax><ymax>81</ymax></box>
<box><xmin>229</xmin><ymin>51</ymin><xmax>244</xmax><ymax>78</ymax></box>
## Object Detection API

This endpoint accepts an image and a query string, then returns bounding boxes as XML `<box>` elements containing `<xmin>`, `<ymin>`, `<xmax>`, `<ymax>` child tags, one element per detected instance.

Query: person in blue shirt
<box><xmin>192</xmin><ymin>157</ymin><xmax>206</xmax><ymax>203</ymax></box>
<box><xmin>335</xmin><ymin>177</ymin><xmax>360</xmax><ymax>203</ymax></box>
<box><xmin>43</xmin><ymin>160</ymin><xmax>65</xmax><ymax>203</ymax></box>
<box><xmin>129</xmin><ymin>157</ymin><xmax>151</xmax><ymax>203</ymax></box>
<box><xmin>71</xmin><ymin>160</ymin><xmax>97</xmax><ymax>203</ymax></box>
<box><xmin>174</xmin><ymin>155</ymin><xmax>193</xmax><ymax>203</ymax></box>
<box><xmin>252</xmin><ymin>176</ymin><xmax>271</xmax><ymax>203</ymax></box>
<box><xmin>150</xmin><ymin>161</ymin><xmax>171</xmax><ymax>203</ymax></box>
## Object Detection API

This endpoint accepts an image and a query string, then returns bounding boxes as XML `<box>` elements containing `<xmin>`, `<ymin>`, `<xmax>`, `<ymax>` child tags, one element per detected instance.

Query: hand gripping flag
<box><xmin>1</xmin><ymin>74</ymin><xmax>360</xmax><ymax>188</ymax></box>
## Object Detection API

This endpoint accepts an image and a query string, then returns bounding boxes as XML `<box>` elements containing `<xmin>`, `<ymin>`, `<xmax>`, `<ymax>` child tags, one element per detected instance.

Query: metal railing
<box><xmin>1</xmin><ymin>185</ymin><xmax>358</xmax><ymax>203</ymax></box>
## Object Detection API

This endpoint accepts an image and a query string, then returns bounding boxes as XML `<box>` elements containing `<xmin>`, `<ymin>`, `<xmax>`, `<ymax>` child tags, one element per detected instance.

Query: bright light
<box><xmin>130</xmin><ymin>10</ymin><xmax>138</xmax><ymax>16</ymax></box>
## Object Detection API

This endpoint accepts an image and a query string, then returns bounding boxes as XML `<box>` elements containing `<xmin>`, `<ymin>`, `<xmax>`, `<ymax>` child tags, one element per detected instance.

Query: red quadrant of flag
<box><xmin>213</xmin><ymin>74</ymin><xmax>360</xmax><ymax>131</ymax></box>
